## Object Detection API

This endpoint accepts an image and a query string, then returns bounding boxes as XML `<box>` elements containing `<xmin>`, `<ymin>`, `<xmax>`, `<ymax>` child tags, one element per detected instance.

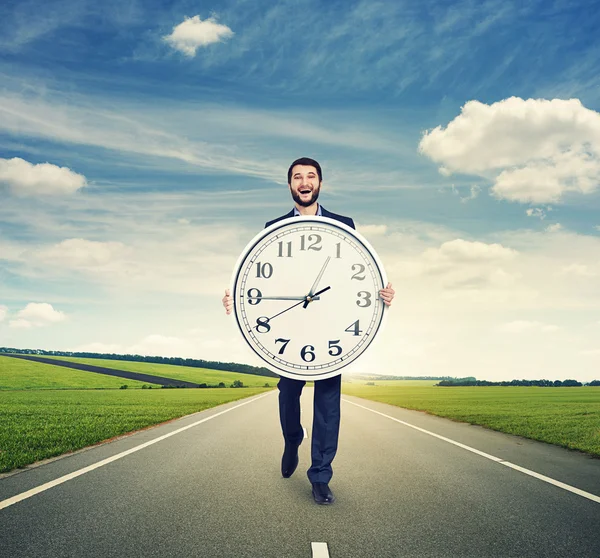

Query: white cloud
<box><xmin>37</xmin><ymin>239</ymin><xmax>131</xmax><ymax>269</ymax></box>
<box><xmin>419</xmin><ymin>97</ymin><xmax>600</xmax><ymax>203</ymax></box>
<box><xmin>499</xmin><ymin>320</ymin><xmax>560</xmax><ymax>333</ymax></box>
<box><xmin>560</xmin><ymin>263</ymin><xmax>596</xmax><ymax>277</ymax></box>
<box><xmin>454</xmin><ymin>184</ymin><xmax>480</xmax><ymax>203</ymax></box>
<box><xmin>526</xmin><ymin>207</ymin><xmax>548</xmax><ymax>220</ymax></box>
<box><xmin>9</xmin><ymin>319</ymin><xmax>33</xmax><ymax>329</ymax></box>
<box><xmin>0</xmin><ymin>305</ymin><xmax>7</xmax><ymax>322</ymax></box>
<box><xmin>9</xmin><ymin>302</ymin><xmax>66</xmax><ymax>328</ymax></box>
<box><xmin>425</xmin><ymin>239</ymin><xmax>517</xmax><ymax>264</ymax></box>
<box><xmin>69</xmin><ymin>342</ymin><xmax>123</xmax><ymax>354</ymax></box>
<box><xmin>545</xmin><ymin>223</ymin><xmax>563</xmax><ymax>233</ymax></box>
<box><xmin>389</xmin><ymin>238</ymin><xmax>519</xmax><ymax>291</ymax></box>
<box><xmin>357</xmin><ymin>224</ymin><xmax>388</xmax><ymax>236</ymax></box>
<box><xmin>0</xmin><ymin>157</ymin><xmax>87</xmax><ymax>197</ymax></box>
<box><xmin>163</xmin><ymin>16</ymin><xmax>234</xmax><ymax>57</ymax></box>
<box><xmin>70</xmin><ymin>333</ymin><xmax>246</xmax><ymax>363</ymax></box>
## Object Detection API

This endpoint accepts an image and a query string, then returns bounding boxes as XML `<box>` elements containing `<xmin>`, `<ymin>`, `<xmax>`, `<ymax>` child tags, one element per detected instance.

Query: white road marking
<box><xmin>0</xmin><ymin>392</ymin><xmax>273</xmax><ymax>511</ymax></box>
<box><xmin>311</xmin><ymin>542</ymin><xmax>330</xmax><ymax>558</ymax></box>
<box><xmin>303</xmin><ymin>427</ymin><xmax>309</xmax><ymax>439</ymax></box>
<box><xmin>343</xmin><ymin>398</ymin><xmax>600</xmax><ymax>505</ymax></box>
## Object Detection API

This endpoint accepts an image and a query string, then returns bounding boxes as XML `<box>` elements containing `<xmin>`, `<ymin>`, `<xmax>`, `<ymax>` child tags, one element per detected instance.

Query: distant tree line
<box><xmin>436</xmin><ymin>379</ymin><xmax>599</xmax><ymax>387</ymax></box>
<box><xmin>355</xmin><ymin>374</ymin><xmax>475</xmax><ymax>381</ymax></box>
<box><xmin>0</xmin><ymin>347</ymin><xmax>279</xmax><ymax>379</ymax></box>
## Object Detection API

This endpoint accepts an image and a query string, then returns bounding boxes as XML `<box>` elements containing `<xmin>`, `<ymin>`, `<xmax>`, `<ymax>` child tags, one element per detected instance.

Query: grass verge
<box><xmin>0</xmin><ymin>388</ymin><xmax>271</xmax><ymax>473</ymax></box>
<box><xmin>342</xmin><ymin>381</ymin><xmax>600</xmax><ymax>457</ymax></box>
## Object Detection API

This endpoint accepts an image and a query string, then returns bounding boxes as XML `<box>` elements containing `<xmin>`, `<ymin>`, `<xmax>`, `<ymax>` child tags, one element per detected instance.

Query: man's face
<box><xmin>289</xmin><ymin>164</ymin><xmax>321</xmax><ymax>207</ymax></box>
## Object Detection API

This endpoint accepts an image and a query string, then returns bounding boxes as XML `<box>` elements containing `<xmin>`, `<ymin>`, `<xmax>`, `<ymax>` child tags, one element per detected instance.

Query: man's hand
<box><xmin>379</xmin><ymin>282</ymin><xmax>395</xmax><ymax>306</ymax></box>
<box><xmin>222</xmin><ymin>289</ymin><xmax>233</xmax><ymax>315</ymax></box>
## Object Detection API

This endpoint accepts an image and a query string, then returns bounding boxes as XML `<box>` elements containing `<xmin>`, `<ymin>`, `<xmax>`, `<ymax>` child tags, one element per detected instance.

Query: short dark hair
<box><xmin>287</xmin><ymin>157</ymin><xmax>322</xmax><ymax>184</ymax></box>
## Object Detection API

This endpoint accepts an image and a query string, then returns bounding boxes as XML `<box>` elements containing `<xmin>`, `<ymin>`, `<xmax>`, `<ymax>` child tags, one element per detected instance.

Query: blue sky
<box><xmin>1</xmin><ymin>0</ymin><xmax>600</xmax><ymax>381</ymax></box>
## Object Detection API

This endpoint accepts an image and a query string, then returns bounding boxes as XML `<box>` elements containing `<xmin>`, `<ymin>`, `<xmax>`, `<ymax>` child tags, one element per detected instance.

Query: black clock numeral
<box><xmin>345</xmin><ymin>320</ymin><xmax>363</xmax><ymax>336</ymax></box>
<box><xmin>277</xmin><ymin>241</ymin><xmax>292</xmax><ymax>257</ymax></box>
<box><xmin>275</xmin><ymin>338</ymin><xmax>290</xmax><ymax>354</ymax></box>
<box><xmin>255</xmin><ymin>316</ymin><xmax>271</xmax><ymax>333</ymax></box>
<box><xmin>351</xmin><ymin>264</ymin><xmax>366</xmax><ymax>280</ymax></box>
<box><xmin>247</xmin><ymin>288</ymin><xmax>262</xmax><ymax>305</ymax></box>
<box><xmin>300</xmin><ymin>345</ymin><xmax>316</xmax><ymax>362</ymax></box>
<box><xmin>328</xmin><ymin>340</ymin><xmax>342</xmax><ymax>357</ymax></box>
<box><xmin>256</xmin><ymin>262</ymin><xmax>273</xmax><ymax>278</ymax></box>
<box><xmin>300</xmin><ymin>234</ymin><xmax>322</xmax><ymax>251</ymax></box>
<box><xmin>356</xmin><ymin>291</ymin><xmax>372</xmax><ymax>307</ymax></box>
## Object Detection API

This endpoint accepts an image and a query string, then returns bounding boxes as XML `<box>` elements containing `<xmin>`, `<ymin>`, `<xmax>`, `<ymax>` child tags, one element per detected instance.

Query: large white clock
<box><xmin>230</xmin><ymin>216</ymin><xmax>388</xmax><ymax>381</ymax></box>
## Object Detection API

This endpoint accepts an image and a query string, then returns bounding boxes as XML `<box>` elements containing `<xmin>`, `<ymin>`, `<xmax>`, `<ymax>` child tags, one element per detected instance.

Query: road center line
<box><xmin>0</xmin><ymin>391</ymin><xmax>273</xmax><ymax>512</ymax></box>
<box><xmin>343</xmin><ymin>398</ymin><xmax>600</xmax><ymax>505</ymax></box>
<box><xmin>311</xmin><ymin>542</ymin><xmax>330</xmax><ymax>558</ymax></box>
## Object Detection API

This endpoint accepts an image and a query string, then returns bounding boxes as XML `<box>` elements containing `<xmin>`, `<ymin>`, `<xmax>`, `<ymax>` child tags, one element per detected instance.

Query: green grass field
<box><xmin>0</xmin><ymin>388</ymin><xmax>271</xmax><ymax>473</ymax></box>
<box><xmin>3</xmin><ymin>355</ymin><xmax>599</xmax><ymax>474</ymax></box>
<box><xmin>0</xmin><ymin>355</ymin><xmax>275</xmax><ymax>473</ymax></box>
<box><xmin>342</xmin><ymin>380</ymin><xmax>600</xmax><ymax>457</ymax></box>
<box><xmin>32</xmin><ymin>355</ymin><xmax>276</xmax><ymax>387</ymax></box>
<box><xmin>0</xmin><ymin>356</ymin><xmax>157</xmax><ymax>390</ymax></box>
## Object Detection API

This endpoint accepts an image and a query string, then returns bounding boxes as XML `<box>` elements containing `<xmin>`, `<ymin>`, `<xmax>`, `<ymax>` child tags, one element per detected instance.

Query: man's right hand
<box><xmin>222</xmin><ymin>289</ymin><xmax>233</xmax><ymax>315</ymax></box>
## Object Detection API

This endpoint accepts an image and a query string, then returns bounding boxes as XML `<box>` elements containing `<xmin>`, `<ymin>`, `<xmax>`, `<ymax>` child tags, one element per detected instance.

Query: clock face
<box><xmin>231</xmin><ymin>216</ymin><xmax>387</xmax><ymax>380</ymax></box>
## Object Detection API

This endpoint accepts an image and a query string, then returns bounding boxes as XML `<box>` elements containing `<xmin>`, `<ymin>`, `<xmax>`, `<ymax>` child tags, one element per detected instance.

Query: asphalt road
<box><xmin>1</xmin><ymin>389</ymin><xmax>599</xmax><ymax>558</ymax></box>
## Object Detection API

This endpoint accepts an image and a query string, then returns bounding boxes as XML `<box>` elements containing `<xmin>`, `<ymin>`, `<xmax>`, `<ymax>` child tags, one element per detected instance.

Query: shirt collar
<box><xmin>293</xmin><ymin>204</ymin><xmax>322</xmax><ymax>217</ymax></box>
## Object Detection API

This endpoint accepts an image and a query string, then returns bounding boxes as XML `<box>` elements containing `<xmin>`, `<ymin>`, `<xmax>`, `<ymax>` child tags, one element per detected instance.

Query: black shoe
<box><xmin>281</xmin><ymin>441</ymin><xmax>301</xmax><ymax>478</ymax></box>
<box><xmin>312</xmin><ymin>482</ymin><xmax>335</xmax><ymax>505</ymax></box>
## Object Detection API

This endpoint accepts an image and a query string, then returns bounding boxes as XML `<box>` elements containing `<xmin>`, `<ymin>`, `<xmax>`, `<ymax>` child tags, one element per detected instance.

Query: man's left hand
<box><xmin>379</xmin><ymin>282</ymin><xmax>395</xmax><ymax>306</ymax></box>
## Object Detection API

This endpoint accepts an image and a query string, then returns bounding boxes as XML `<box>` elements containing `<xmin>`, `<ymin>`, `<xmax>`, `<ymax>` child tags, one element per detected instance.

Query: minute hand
<box><xmin>304</xmin><ymin>256</ymin><xmax>331</xmax><ymax>308</ymax></box>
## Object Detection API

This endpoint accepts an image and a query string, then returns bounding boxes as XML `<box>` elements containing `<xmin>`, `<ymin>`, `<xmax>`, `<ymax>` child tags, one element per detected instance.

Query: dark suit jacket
<box><xmin>265</xmin><ymin>206</ymin><xmax>355</xmax><ymax>230</ymax></box>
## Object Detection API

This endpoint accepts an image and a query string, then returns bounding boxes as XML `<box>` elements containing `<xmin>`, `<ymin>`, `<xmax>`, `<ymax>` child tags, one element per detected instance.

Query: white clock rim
<box><xmin>229</xmin><ymin>215</ymin><xmax>388</xmax><ymax>381</ymax></box>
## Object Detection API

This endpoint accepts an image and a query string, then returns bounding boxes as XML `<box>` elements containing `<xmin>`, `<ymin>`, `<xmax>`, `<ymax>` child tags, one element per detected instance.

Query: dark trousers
<box><xmin>277</xmin><ymin>374</ymin><xmax>341</xmax><ymax>484</ymax></box>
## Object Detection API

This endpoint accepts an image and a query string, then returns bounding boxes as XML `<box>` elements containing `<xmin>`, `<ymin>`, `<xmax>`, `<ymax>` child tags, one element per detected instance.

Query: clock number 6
<box><xmin>301</xmin><ymin>345</ymin><xmax>316</xmax><ymax>362</ymax></box>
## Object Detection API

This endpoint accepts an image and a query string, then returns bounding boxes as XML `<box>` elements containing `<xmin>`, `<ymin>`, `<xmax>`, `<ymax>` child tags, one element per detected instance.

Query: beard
<box><xmin>291</xmin><ymin>185</ymin><xmax>321</xmax><ymax>207</ymax></box>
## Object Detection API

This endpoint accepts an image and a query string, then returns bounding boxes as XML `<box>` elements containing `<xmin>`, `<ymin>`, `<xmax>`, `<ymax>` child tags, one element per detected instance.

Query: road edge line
<box><xmin>342</xmin><ymin>398</ymin><xmax>600</xmax><ymax>505</ymax></box>
<box><xmin>0</xmin><ymin>391</ymin><xmax>273</xmax><ymax>512</ymax></box>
